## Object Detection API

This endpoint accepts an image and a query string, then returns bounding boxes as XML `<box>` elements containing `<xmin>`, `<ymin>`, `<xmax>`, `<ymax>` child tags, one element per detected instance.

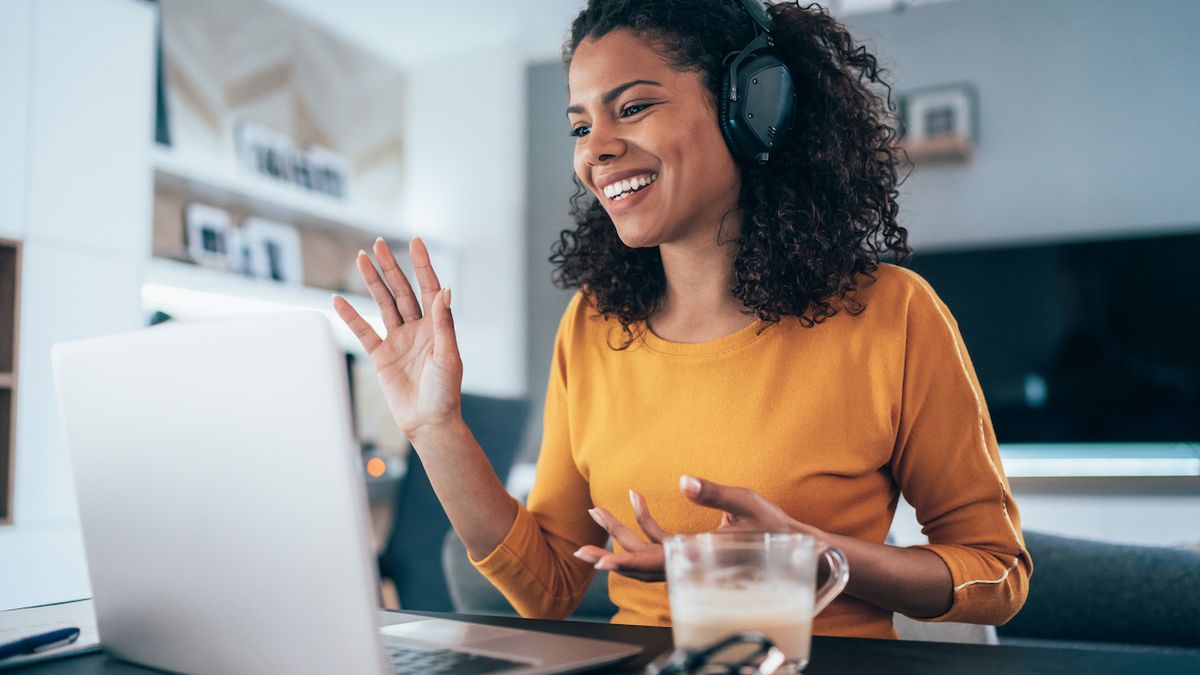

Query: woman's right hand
<box><xmin>331</xmin><ymin>237</ymin><xmax>463</xmax><ymax>440</ymax></box>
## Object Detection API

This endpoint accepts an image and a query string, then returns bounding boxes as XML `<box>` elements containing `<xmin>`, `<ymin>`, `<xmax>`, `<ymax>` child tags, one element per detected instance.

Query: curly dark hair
<box><xmin>550</xmin><ymin>0</ymin><xmax>911</xmax><ymax>347</ymax></box>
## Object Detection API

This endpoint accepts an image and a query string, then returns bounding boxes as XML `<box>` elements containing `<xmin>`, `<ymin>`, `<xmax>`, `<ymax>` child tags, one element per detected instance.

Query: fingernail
<box><xmin>588</xmin><ymin>508</ymin><xmax>605</xmax><ymax>528</ymax></box>
<box><xmin>595</xmin><ymin>559</ymin><xmax>614</xmax><ymax>571</ymax></box>
<box><xmin>680</xmin><ymin>475</ymin><xmax>701</xmax><ymax>497</ymax></box>
<box><xmin>375</xmin><ymin>236</ymin><xmax>385</xmax><ymax>244</ymax></box>
<box><xmin>628</xmin><ymin>489</ymin><xmax>639</xmax><ymax>513</ymax></box>
<box><xmin>443</xmin><ymin>287</ymin><xmax>452</xmax><ymax>308</ymax></box>
<box><xmin>357</xmin><ymin>249</ymin><xmax>367</xmax><ymax>257</ymax></box>
<box><xmin>572</xmin><ymin>550</ymin><xmax>589</xmax><ymax>560</ymax></box>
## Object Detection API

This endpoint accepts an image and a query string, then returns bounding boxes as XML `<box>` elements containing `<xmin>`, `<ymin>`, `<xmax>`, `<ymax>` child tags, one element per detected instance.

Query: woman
<box><xmin>333</xmin><ymin>0</ymin><xmax>1030</xmax><ymax>639</ymax></box>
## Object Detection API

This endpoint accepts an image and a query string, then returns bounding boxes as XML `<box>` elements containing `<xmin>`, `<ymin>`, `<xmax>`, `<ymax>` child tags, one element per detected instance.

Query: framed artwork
<box><xmin>898</xmin><ymin>84</ymin><xmax>977</xmax><ymax>162</ymax></box>
<box><xmin>184</xmin><ymin>203</ymin><xmax>241</xmax><ymax>271</ymax></box>
<box><xmin>240</xmin><ymin>218</ymin><xmax>304</xmax><ymax>284</ymax></box>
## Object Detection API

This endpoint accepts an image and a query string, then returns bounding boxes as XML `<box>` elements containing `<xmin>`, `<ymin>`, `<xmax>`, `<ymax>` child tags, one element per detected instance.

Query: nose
<box><xmin>581</xmin><ymin>120</ymin><xmax>626</xmax><ymax>166</ymax></box>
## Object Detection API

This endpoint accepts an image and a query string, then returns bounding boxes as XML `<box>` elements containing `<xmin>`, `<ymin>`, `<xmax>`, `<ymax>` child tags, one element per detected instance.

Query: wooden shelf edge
<box><xmin>151</xmin><ymin>145</ymin><xmax>409</xmax><ymax>241</ymax></box>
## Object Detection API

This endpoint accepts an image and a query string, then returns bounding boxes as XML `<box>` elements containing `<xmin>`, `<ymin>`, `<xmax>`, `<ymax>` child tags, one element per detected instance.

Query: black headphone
<box><xmin>719</xmin><ymin>0</ymin><xmax>797</xmax><ymax>164</ymax></box>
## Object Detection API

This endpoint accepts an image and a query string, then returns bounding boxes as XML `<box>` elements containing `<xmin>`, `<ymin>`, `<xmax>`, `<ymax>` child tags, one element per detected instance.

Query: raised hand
<box><xmin>331</xmin><ymin>237</ymin><xmax>462</xmax><ymax>439</ymax></box>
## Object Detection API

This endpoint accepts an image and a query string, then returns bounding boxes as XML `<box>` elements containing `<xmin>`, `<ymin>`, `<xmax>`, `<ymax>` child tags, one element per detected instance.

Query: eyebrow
<box><xmin>565</xmin><ymin>79</ymin><xmax>662</xmax><ymax>115</ymax></box>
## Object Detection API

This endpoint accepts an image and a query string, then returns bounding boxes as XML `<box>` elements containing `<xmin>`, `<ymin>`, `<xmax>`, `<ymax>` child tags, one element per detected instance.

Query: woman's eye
<box><xmin>620</xmin><ymin>103</ymin><xmax>653</xmax><ymax>117</ymax></box>
<box><xmin>570</xmin><ymin>125</ymin><xmax>590</xmax><ymax>138</ymax></box>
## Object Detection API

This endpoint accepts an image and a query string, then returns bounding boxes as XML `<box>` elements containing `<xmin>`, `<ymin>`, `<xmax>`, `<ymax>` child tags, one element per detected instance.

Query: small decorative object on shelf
<box><xmin>897</xmin><ymin>83</ymin><xmax>977</xmax><ymax>162</ymax></box>
<box><xmin>184</xmin><ymin>202</ymin><xmax>241</xmax><ymax>272</ymax></box>
<box><xmin>234</xmin><ymin>120</ymin><xmax>351</xmax><ymax>201</ymax></box>
<box><xmin>240</xmin><ymin>217</ymin><xmax>304</xmax><ymax>285</ymax></box>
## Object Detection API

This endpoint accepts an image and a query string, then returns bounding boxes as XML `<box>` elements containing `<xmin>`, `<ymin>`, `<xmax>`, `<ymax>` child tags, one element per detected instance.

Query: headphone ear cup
<box><xmin>720</xmin><ymin>0</ymin><xmax>796</xmax><ymax>163</ymax></box>
<box><xmin>720</xmin><ymin>53</ymin><xmax>795</xmax><ymax>164</ymax></box>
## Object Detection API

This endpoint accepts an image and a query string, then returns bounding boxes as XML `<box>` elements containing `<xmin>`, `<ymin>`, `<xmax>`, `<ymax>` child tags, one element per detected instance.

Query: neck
<box><xmin>650</xmin><ymin>216</ymin><xmax>753</xmax><ymax>342</ymax></box>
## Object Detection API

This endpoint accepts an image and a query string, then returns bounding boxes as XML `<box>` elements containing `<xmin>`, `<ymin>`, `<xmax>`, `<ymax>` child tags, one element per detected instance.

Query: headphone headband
<box><xmin>737</xmin><ymin>0</ymin><xmax>775</xmax><ymax>32</ymax></box>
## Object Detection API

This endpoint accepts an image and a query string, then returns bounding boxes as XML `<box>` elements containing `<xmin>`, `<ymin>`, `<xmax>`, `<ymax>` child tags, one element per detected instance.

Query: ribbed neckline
<box><xmin>636</xmin><ymin>317</ymin><xmax>772</xmax><ymax>356</ymax></box>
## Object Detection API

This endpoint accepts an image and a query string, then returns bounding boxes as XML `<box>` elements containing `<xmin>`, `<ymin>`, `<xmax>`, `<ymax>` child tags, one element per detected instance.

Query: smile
<box><xmin>602</xmin><ymin>173</ymin><xmax>658</xmax><ymax>201</ymax></box>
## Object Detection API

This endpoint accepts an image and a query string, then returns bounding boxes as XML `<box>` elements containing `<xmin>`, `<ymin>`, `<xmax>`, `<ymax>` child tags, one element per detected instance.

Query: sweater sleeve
<box><xmin>470</xmin><ymin>293</ymin><xmax>607</xmax><ymax>619</ymax></box>
<box><xmin>889</xmin><ymin>269</ymin><xmax>1032</xmax><ymax>625</ymax></box>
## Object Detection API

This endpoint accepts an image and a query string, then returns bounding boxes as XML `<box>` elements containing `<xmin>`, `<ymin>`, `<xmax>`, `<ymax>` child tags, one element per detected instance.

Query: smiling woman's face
<box><xmin>567</xmin><ymin>29</ymin><xmax>741</xmax><ymax>249</ymax></box>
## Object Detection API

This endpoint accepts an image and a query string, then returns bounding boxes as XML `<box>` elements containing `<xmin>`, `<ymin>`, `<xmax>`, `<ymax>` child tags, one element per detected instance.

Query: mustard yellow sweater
<box><xmin>473</xmin><ymin>264</ymin><xmax>1031</xmax><ymax>638</ymax></box>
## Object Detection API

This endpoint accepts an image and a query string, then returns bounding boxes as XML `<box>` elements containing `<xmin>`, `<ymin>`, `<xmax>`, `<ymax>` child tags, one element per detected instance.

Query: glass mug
<box><xmin>664</xmin><ymin>532</ymin><xmax>849</xmax><ymax>673</ymax></box>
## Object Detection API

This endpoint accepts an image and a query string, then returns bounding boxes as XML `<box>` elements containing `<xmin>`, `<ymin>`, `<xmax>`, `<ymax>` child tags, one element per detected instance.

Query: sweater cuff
<box><xmin>910</xmin><ymin>543</ymin><xmax>1025</xmax><ymax>624</ymax></box>
<box><xmin>469</xmin><ymin>498</ymin><xmax>541</xmax><ymax>579</ymax></box>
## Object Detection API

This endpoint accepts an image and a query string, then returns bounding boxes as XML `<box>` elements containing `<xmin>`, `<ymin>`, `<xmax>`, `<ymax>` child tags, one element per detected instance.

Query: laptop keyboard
<box><xmin>386</xmin><ymin>644</ymin><xmax>530</xmax><ymax>674</ymax></box>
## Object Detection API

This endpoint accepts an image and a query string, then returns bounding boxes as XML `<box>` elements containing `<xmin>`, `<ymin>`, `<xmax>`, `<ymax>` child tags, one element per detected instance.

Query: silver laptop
<box><xmin>51</xmin><ymin>312</ymin><xmax>640</xmax><ymax>675</ymax></box>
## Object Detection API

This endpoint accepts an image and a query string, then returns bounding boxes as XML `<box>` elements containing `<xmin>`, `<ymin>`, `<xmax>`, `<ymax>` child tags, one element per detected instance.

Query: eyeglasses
<box><xmin>644</xmin><ymin>631</ymin><xmax>788</xmax><ymax>675</ymax></box>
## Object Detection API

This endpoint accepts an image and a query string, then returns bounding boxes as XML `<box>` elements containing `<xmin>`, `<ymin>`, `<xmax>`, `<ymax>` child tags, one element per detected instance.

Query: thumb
<box><xmin>679</xmin><ymin>475</ymin><xmax>759</xmax><ymax>518</ymax></box>
<box><xmin>431</xmin><ymin>288</ymin><xmax>461</xmax><ymax>367</ymax></box>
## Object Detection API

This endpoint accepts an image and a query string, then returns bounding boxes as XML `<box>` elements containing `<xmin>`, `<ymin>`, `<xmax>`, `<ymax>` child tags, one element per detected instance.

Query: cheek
<box><xmin>572</xmin><ymin>149</ymin><xmax>591</xmax><ymax>191</ymax></box>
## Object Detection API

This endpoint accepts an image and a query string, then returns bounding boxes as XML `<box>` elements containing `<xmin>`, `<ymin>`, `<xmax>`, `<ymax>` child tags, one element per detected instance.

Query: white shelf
<box><xmin>142</xmin><ymin>257</ymin><xmax>384</xmax><ymax>354</ymax></box>
<box><xmin>1000</xmin><ymin>443</ymin><xmax>1200</xmax><ymax>478</ymax></box>
<box><xmin>151</xmin><ymin>145</ymin><xmax>405</xmax><ymax>241</ymax></box>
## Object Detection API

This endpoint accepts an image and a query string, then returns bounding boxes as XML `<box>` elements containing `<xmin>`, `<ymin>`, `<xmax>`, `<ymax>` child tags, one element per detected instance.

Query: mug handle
<box><xmin>811</xmin><ymin>545</ymin><xmax>849</xmax><ymax>616</ymax></box>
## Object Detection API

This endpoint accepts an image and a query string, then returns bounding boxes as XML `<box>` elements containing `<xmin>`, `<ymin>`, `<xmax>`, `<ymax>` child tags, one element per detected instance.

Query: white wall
<box><xmin>844</xmin><ymin>0</ymin><xmax>1200</xmax><ymax>251</ymax></box>
<box><xmin>0</xmin><ymin>0</ymin><xmax>33</xmax><ymax>240</ymax></box>
<box><xmin>401</xmin><ymin>48</ymin><xmax>528</xmax><ymax>398</ymax></box>
<box><xmin>0</xmin><ymin>0</ymin><xmax>156</xmax><ymax>611</ymax></box>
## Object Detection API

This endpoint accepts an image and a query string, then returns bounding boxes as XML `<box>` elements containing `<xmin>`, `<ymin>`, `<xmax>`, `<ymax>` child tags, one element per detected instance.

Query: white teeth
<box><xmin>601</xmin><ymin>173</ymin><xmax>658</xmax><ymax>201</ymax></box>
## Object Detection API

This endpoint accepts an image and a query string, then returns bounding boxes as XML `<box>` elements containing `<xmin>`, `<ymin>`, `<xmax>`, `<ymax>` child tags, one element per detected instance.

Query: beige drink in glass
<box><xmin>665</xmin><ymin>532</ymin><xmax>848</xmax><ymax>672</ymax></box>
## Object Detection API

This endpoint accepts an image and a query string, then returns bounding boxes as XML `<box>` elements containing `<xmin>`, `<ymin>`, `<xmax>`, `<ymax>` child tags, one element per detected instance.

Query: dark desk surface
<box><xmin>16</xmin><ymin>609</ymin><xmax>1200</xmax><ymax>674</ymax></box>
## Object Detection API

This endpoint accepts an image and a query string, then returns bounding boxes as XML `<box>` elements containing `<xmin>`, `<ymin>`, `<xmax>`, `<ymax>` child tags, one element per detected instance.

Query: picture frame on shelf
<box><xmin>184</xmin><ymin>203</ymin><xmax>241</xmax><ymax>272</ymax></box>
<box><xmin>240</xmin><ymin>217</ymin><xmax>304</xmax><ymax>285</ymax></box>
<box><xmin>898</xmin><ymin>84</ymin><xmax>977</xmax><ymax>162</ymax></box>
<box><xmin>234</xmin><ymin>119</ymin><xmax>351</xmax><ymax>200</ymax></box>
<box><xmin>302</xmin><ymin>145</ymin><xmax>351</xmax><ymax>200</ymax></box>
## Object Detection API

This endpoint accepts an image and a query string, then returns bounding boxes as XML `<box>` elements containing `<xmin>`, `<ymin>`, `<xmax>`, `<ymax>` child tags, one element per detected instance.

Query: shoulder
<box><xmin>555</xmin><ymin>290</ymin><xmax>617</xmax><ymax>346</ymax></box>
<box><xmin>813</xmin><ymin>264</ymin><xmax>959</xmax><ymax>345</ymax></box>
<box><xmin>857</xmin><ymin>263</ymin><xmax>930</xmax><ymax>303</ymax></box>
<box><xmin>851</xmin><ymin>264</ymin><xmax>970</xmax><ymax>362</ymax></box>
<box><xmin>854</xmin><ymin>263</ymin><xmax>953</xmax><ymax>326</ymax></box>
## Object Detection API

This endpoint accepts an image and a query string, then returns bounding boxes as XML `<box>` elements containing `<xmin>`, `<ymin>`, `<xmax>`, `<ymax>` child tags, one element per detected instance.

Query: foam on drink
<box><xmin>669</xmin><ymin>584</ymin><xmax>815</xmax><ymax>663</ymax></box>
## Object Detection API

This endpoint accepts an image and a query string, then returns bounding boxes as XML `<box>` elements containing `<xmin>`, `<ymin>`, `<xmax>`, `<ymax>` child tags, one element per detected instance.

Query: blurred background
<box><xmin>1</xmin><ymin>0</ymin><xmax>1197</xmax><ymax>620</ymax></box>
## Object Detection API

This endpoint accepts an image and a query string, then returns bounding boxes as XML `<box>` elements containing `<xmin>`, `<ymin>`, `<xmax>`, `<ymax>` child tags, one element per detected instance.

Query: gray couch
<box><xmin>997</xmin><ymin>530</ymin><xmax>1200</xmax><ymax>649</ymax></box>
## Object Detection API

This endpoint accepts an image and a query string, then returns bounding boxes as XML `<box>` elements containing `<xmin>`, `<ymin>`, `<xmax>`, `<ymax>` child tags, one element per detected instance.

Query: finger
<box><xmin>355</xmin><ymin>250</ymin><xmax>404</xmax><ymax>332</ymax></box>
<box><xmin>679</xmin><ymin>475</ymin><xmax>761</xmax><ymax>519</ymax></box>
<box><xmin>594</xmin><ymin>548</ymin><xmax>666</xmax><ymax>582</ymax></box>
<box><xmin>409</xmin><ymin>237</ymin><xmax>442</xmax><ymax>315</ymax></box>
<box><xmin>719</xmin><ymin>512</ymin><xmax>736</xmax><ymax>529</ymax></box>
<box><xmin>589</xmin><ymin>507</ymin><xmax>648</xmax><ymax>552</ymax></box>
<box><xmin>431</xmin><ymin>288</ymin><xmax>460</xmax><ymax>368</ymax></box>
<box><xmin>573</xmin><ymin>545</ymin><xmax>608</xmax><ymax>564</ymax></box>
<box><xmin>331</xmin><ymin>295</ymin><xmax>382</xmax><ymax>352</ymax></box>
<box><xmin>373</xmin><ymin>237</ymin><xmax>422</xmax><ymax>322</ymax></box>
<box><xmin>628</xmin><ymin>490</ymin><xmax>671</xmax><ymax>544</ymax></box>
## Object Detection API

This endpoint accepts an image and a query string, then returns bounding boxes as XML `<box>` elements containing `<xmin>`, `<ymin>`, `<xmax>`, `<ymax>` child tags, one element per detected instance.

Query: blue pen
<box><xmin>0</xmin><ymin>627</ymin><xmax>81</xmax><ymax>661</ymax></box>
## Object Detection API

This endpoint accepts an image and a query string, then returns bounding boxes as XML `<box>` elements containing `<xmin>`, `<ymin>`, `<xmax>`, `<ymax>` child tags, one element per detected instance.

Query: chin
<box><xmin>611</xmin><ymin>219</ymin><xmax>663</xmax><ymax>249</ymax></box>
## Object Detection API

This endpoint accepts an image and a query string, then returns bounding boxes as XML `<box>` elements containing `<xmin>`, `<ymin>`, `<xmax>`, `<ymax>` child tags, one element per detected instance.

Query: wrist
<box><xmin>789</xmin><ymin>519</ymin><xmax>827</xmax><ymax>541</ymax></box>
<box><xmin>407</xmin><ymin>415</ymin><xmax>470</xmax><ymax>453</ymax></box>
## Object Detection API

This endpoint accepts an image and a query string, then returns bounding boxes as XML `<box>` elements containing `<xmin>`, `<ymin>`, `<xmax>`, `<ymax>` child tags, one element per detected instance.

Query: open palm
<box><xmin>332</xmin><ymin>237</ymin><xmax>462</xmax><ymax>438</ymax></box>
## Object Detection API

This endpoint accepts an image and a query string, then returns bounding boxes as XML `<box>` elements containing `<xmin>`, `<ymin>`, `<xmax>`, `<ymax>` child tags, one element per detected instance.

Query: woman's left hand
<box><xmin>573</xmin><ymin>475</ymin><xmax>825</xmax><ymax>583</ymax></box>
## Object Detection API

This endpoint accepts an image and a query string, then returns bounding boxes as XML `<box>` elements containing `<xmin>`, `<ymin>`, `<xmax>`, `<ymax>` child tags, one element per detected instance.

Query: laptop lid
<box><xmin>53</xmin><ymin>312</ymin><xmax>387</xmax><ymax>675</ymax></box>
